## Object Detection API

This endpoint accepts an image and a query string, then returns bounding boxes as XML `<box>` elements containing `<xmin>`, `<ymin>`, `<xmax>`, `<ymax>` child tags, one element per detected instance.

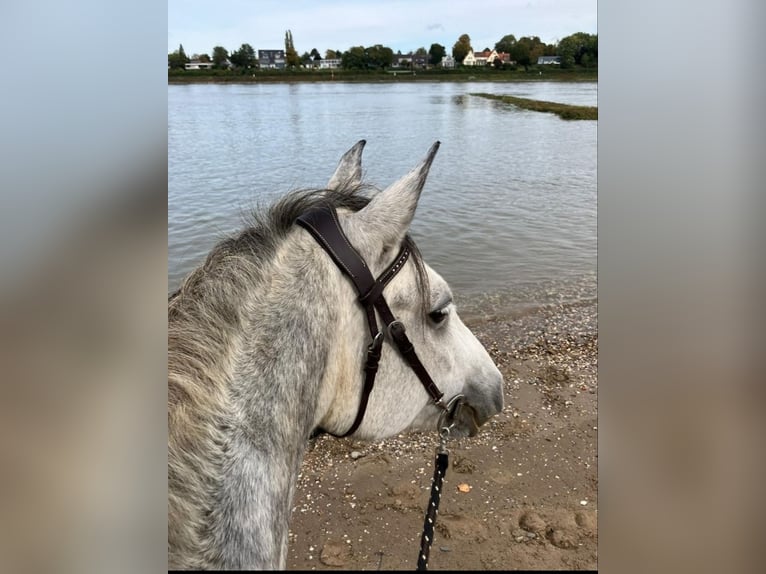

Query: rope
<box><xmin>416</xmin><ymin>451</ymin><xmax>449</xmax><ymax>570</ymax></box>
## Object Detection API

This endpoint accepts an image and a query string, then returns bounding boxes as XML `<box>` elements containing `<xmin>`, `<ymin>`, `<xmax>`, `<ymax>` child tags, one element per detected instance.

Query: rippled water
<box><xmin>169</xmin><ymin>81</ymin><xmax>596</xmax><ymax>301</ymax></box>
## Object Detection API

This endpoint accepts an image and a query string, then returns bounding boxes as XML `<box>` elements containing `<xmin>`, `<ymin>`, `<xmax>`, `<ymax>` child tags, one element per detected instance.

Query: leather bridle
<box><xmin>296</xmin><ymin>204</ymin><xmax>457</xmax><ymax>437</ymax></box>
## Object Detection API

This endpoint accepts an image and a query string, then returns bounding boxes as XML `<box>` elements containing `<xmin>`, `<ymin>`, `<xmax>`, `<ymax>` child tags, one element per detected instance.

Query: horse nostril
<box><xmin>469</xmin><ymin>374</ymin><xmax>505</xmax><ymax>423</ymax></box>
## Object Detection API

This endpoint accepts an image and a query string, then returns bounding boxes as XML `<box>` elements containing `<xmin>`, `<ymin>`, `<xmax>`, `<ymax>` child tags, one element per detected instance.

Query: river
<box><xmin>169</xmin><ymin>81</ymin><xmax>596</xmax><ymax>311</ymax></box>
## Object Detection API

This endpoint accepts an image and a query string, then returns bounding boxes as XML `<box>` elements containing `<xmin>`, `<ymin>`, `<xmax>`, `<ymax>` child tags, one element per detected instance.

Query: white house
<box><xmin>462</xmin><ymin>49</ymin><xmax>505</xmax><ymax>66</ymax></box>
<box><xmin>319</xmin><ymin>58</ymin><xmax>342</xmax><ymax>69</ymax></box>
<box><xmin>185</xmin><ymin>60</ymin><xmax>214</xmax><ymax>70</ymax></box>
<box><xmin>392</xmin><ymin>53</ymin><xmax>413</xmax><ymax>68</ymax></box>
<box><xmin>440</xmin><ymin>55</ymin><xmax>455</xmax><ymax>68</ymax></box>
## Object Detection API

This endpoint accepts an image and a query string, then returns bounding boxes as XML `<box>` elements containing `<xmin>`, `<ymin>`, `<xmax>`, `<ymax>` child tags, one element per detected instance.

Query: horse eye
<box><xmin>428</xmin><ymin>308</ymin><xmax>449</xmax><ymax>325</ymax></box>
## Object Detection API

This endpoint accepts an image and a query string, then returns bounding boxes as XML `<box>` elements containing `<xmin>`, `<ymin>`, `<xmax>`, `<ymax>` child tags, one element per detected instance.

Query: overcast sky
<box><xmin>169</xmin><ymin>0</ymin><xmax>596</xmax><ymax>57</ymax></box>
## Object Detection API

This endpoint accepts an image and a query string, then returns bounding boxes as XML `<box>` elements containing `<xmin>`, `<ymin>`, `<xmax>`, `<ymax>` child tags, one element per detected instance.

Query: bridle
<box><xmin>296</xmin><ymin>204</ymin><xmax>462</xmax><ymax>437</ymax></box>
<box><xmin>297</xmin><ymin>203</ymin><xmax>469</xmax><ymax>570</ymax></box>
<box><xmin>297</xmin><ymin>204</ymin><xmax>466</xmax><ymax>570</ymax></box>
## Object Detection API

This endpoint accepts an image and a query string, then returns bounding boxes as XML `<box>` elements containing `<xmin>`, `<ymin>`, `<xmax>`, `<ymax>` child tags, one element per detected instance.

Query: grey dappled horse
<box><xmin>168</xmin><ymin>141</ymin><xmax>504</xmax><ymax>569</ymax></box>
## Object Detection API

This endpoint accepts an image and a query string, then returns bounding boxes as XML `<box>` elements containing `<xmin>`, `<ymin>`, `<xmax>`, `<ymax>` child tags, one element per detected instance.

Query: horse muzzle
<box><xmin>437</xmin><ymin>389</ymin><xmax>500</xmax><ymax>438</ymax></box>
<box><xmin>448</xmin><ymin>374</ymin><xmax>505</xmax><ymax>437</ymax></box>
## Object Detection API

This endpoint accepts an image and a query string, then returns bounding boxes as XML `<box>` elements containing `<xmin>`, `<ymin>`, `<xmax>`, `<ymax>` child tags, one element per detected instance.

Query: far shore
<box><xmin>168</xmin><ymin>68</ymin><xmax>597</xmax><ymax>85</ymax></box>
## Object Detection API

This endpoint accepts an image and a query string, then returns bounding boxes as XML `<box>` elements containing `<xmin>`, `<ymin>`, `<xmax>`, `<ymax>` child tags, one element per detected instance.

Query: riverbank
<box><xmin>168</xmin><ymin>68</ymin><xmax>597</xmax><ymax>84</ymax></box>
<box><xmin>286</xmin><ymin>278</ymin><xmax>598</xmax><ymax>570</ymax></box>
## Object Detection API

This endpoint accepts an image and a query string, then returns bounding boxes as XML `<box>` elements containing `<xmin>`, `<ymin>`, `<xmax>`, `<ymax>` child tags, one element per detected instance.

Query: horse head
<box><xmin>307</xmin><ymin>140</ymin><xmax>504</xmax><ymax>439</ymax></box>
<box><xmin>169</xmin><ymin>139</ymin><xmax>506</xmax><ymax>570</ymax></box>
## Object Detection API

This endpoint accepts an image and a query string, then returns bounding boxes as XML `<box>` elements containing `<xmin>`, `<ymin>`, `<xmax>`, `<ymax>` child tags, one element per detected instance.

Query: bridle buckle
<box><xmin>367</xmin><ymin>331</ymin><xmax>384</xmax><ymax>355</ymax></box>
<box><xmin>364</xmin><ymin>332</ymin><xmax>384</xmax><ymax>372</ymax></box>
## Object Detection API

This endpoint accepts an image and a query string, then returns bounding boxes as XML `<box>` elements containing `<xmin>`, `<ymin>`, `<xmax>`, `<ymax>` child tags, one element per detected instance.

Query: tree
<box><xmin>341</xmin><ymin>46</ymin><xmax>367</xmax><ymax>69</ymax></box>
<box><xmin>414</xmin><ymin>46</ymin><xmax>427</xmax><ymax>56</ymax></box>
<box><xmin>192</xmin><ymin>53</ymin><xmax>211</xmax><ymax>63</ymax></box>
<box><xmin>168</xmin><ymin>43</ymin><xmax>189</xmax><ymax>69</ymax></box>
<box><xmin>557</xmin><ymin>32</ymin><xmax>597</xmax><ymax>68</ymax></box>
<box><xmin>341</xmin><ymin>45</ymin><xmax>393</xmax><ymax>69</ymax></box>
<box><xmin>452</xmin><ymin>34</ymin><xmax>472</xmax><ymax>64</ymax></box>
<box><xmin>310</xmin><ymin>48</ymin><xmax>322</xmax><ymax>61</ymax></box>
<box><xmin>511</xmin><ymin>36</ymin><xmax>547</xmax><ymax>70</ymax></box>
<box><xmin>428</xmin><ymin>43</ymin><xmax>446</xmax><ymax>66</ymax></box>
<box><xmin>325</xmin><ymin>49</ymin><xmax>338</xmax><ymax>60</ymax></box>
<box><xmin>285</xmin><ymin>30</ymin><xmax>301</xmax><ymax>68</ymax></box>
<box><xmin>212</xmin><ymin>46</ymin><xmax>229</xmax><ymax>68</ymax></box>
<box><xmin>510</xmin><ymin>42</ymin><xmax>530</xmax><ymax>69</ymax></box>
<box><xmin>366</xmin><ymin>44</ymin><xmax>393</xmax><ymax>69</ymax></box>
<box><xmin>494</xmin><ymin>34</ymin><xmax>517</xmax><ymax>54</ymax></box>
<box><xmin>229</xmin><ymin>43</ymin><xmax>256</xmax><ymax>69</ymax></box>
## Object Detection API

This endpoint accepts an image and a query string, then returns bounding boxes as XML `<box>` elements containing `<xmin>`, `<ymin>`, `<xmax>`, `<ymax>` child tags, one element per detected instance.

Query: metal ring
<box><xmin>437</xmin><ymin>394</ymin><xmax>465</xmax><ymax>433</ymax></box>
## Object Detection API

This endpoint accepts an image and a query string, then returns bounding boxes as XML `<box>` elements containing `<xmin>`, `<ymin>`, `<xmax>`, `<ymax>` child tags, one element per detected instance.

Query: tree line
<box><xmin>168</xmin><ymin>31</ymin><xmax>596</xmax><ymax>71</ymax></box>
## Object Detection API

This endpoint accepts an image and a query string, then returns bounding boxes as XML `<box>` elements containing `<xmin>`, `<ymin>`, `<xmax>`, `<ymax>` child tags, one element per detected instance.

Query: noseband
<box><xmin>296</xmin><ymin>205</ymin><xmax>454</xmax><ymax>437</ymax></box>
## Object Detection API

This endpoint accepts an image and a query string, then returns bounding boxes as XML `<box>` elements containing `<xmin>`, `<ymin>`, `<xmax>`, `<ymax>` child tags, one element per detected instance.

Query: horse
<box><xmin>168</xmin><ymin>140</ymin><xmax>505</xmax><ymax>569</ymax></box>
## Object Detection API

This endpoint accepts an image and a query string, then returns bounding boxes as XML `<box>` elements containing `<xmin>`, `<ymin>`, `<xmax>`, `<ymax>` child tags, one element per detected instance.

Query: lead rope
<box><xmin>416</xmin><ymin>427</ymin><xmax>450</xmax><ymax>570</ymax></box>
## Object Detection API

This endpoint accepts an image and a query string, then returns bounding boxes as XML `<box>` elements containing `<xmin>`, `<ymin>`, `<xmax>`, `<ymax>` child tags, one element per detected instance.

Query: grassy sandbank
<box><xmin>471</xmin><ymin>92</ymin><xmax>598</xmax><ymax>120</ymax></box>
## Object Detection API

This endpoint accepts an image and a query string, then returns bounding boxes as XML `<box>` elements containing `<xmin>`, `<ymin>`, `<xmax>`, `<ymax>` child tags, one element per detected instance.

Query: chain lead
<box><xmin>438</xmin><ymin>425</ymin><xmax>450</xmax><ymax>455</ymax></box>
<box><xmin>416</xmin><ymin>395</ymin><xmax>466</xmax><ymax>570</ymax></box>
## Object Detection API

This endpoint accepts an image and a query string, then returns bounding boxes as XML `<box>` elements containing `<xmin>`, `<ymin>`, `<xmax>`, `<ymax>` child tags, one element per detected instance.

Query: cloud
<box><xmin>426</xmin><ymin>22</ymin><xmax>444</xmax><ymax>31</ymax></box>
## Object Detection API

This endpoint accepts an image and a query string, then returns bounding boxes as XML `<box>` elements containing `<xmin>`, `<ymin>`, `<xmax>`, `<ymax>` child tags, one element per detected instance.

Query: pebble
<box><xmin>512</xmin><ymin>529</ymin><xmax>527</xmax><ymax>543</ymax></box>
<box><xmin>350</xmin><ymin>451</ymin><xmax>363</xmax><ymax>460</ymax></box>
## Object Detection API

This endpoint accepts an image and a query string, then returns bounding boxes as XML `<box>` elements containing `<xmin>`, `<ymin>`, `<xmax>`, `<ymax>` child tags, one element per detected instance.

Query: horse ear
<box><xmin>355</xmin><ymin>141</ymin><xmax>440</xmax><ymax>249</ymax></box>
<box><xmin>327</xmin><ymin>139</ymin><xmax>366</xmax><ymax>190</ymax></box>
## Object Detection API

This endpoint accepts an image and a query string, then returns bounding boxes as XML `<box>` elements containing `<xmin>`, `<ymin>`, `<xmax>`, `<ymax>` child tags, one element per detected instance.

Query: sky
<box><xmin>168</xmin><ymin>0</ymin><xmax>596</xmax><ymax>57</ymax></box>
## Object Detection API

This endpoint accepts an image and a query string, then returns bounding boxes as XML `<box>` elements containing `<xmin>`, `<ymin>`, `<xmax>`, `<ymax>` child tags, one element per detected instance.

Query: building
<box><xmin>537</xmin><ymin>56</ymin><xmax>561</xmax><ymax>65</ymax></box>
<box><xmin>412</xmin><ymin>54</ymin><xmax>429</xmax><ymax>69</ymax></box>
<box><xmin>392</xmin><ymin>53</ymin><xmax>413</xmax><ymax>68</ymax></box>
<box><xmin>463</xmin><ymin>49</ymin><xmax>508</xmax><ymax>66</ymax></box>
<box><xmin>473</xmin><ymin>49</ymin><xmax>493</xmax><ymax>66</ymax></box>
<box><xmin>258</xmin><ymin>49</ymin><xmax>286</xmax><ymax>69</ymax></box>
<box><xmin>185</xmin><ymin>60</ymin><xmax>214</xmax><ymax>70</ymax></box>
<box><xmin>392</xmin><ymin>53</ymin><xmax>429</xmax><ymax>69</ymax></box>
<box><xmin>319</xmin><ymin>58</ymin><xmax>342</xmax><ymax>69</ymax></box>
<box><xmin>440</xmin><ymin>55</ymin><xmax>455</xmax><ymax>68</ymax></box>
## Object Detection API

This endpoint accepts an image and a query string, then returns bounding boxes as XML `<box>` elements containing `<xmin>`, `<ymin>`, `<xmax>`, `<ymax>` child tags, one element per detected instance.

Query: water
<box><xmin>169</xmin><ymin>81</ymin><xmax>596</xmax><ymax>305</ymax></box>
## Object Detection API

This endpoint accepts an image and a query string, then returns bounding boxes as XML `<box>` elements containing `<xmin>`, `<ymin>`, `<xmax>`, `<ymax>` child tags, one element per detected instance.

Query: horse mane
<box><xmin>167</xmin><ymin>182</ymin><xmax>432</xmax><ymax>413</ymax></box>
<box><xmin>167</xmin><ymin>184</ymin><xmax>433</xmax><ymax>566</ymax></box>
<box><xmin>168</xmin><ymin>183</ymin><xmax>431</xmax><ymax>319</ymax></box>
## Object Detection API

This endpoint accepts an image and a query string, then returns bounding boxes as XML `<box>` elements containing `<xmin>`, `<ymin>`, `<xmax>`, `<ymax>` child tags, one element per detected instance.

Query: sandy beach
<box><xmin>286</xmin><ymin>277</ymin><xmax>597</xmax><ymax>570</ymax></box>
